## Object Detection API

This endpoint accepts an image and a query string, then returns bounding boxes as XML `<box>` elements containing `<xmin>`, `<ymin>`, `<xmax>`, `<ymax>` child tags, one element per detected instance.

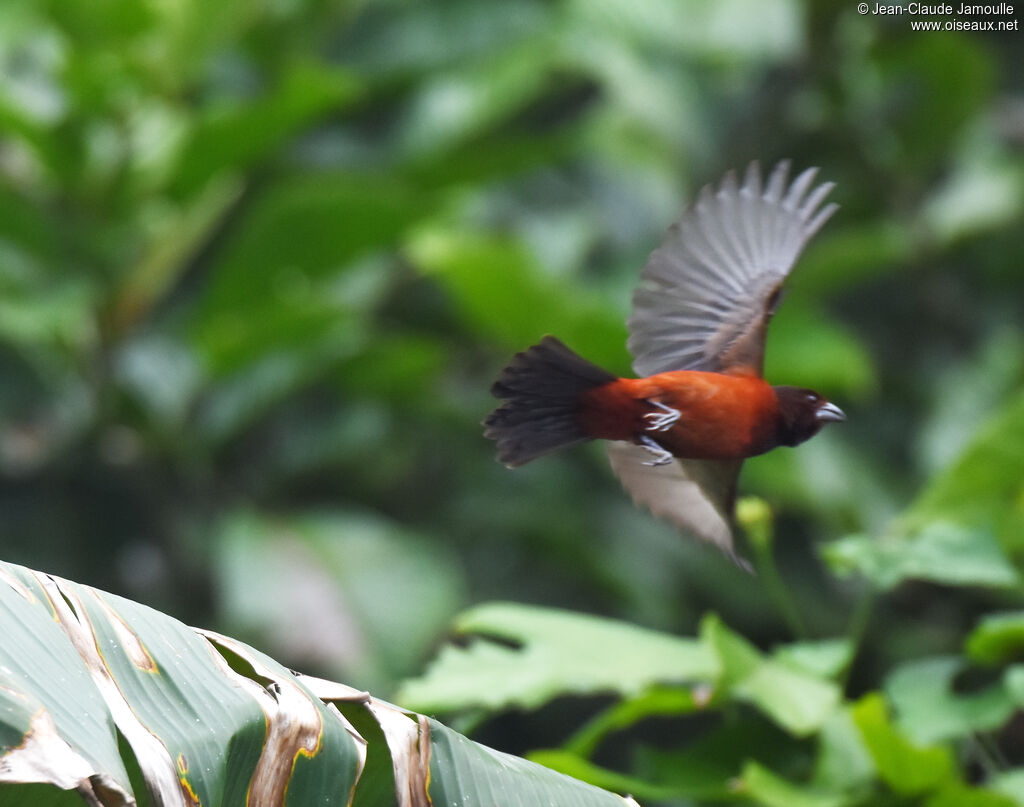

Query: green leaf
<box><xmin>925</xmin><ymin>783</ymin><xmax>1020</xmax><ymax>807</ymax></box>
<box><xmin>851</xmin><ymin>693</ymin><xmax>956</xmax><ymax>796</ymax></box>
<box><xmin>395</xmin><ymin>602</ymin><xmax>718</xmax><ymax>713</ymax></box>
<box><xmin>812</xmin><ymin>709</ymin><xmax>875</xmax><ymax>795</ymax></box>
<box><xmin>885</xmin><ymin>657</ymin><xmax>1014</xmax><ymax>744</ymax></box>
<box><xmin>774</xmin><ymin>639</ymin><xmax>854</xmax><ymax>680</ymax></box>
<box><xmin>0</xmin><ymin>561</ymin><xmax>363</xmax><ymax>804</ymax></box>
<box><xmin>428</xmin><ymin>719</ymin><xmax>639</xmax><ymax>807</ymax></box>
<box><xmin>825</xmin><ymin>391</ymin><xmax>1024</xmax><ymax>590</ymax></box>
<box><xmin>701</xmin><ymin>616</ymin><xmax>841</xmax><ymax>736</ymax></box>
<box><xmin>990</xmin><ymin>769</ymin><xmax>1024</xmax><ymax>806</ymax></box>
<box><xmin>0</xmin><ymin>567</ymin><xmax>130</xmax><ymax>796</ymax></box>
<box><xmin>966</xmin><ymin>612</ymin><xmax>1024</xmax><ymax>666</ymax></box>
<box><xmin>740</xmin><ymin>760</ymin><xmax>850</xmax><ymax>807</ymax></box>
<box><xmin>906</xmin><ymin>390</ymin><xmax>1024</xmax><ymax>550</ymax></box>
<box><xmin>824</xmin><ymin>522</ymin><xmax>1019</xmax><ymax>591</ymax></box>
<box><xmin>1</xmin><ymin>561</ymin><xmax>638</xmax><ymax>806</ymax></box>
<box><xmin>916</xmin><ymin>328</ymin><xmax>1024</xmax><ymax>476</ymax></box>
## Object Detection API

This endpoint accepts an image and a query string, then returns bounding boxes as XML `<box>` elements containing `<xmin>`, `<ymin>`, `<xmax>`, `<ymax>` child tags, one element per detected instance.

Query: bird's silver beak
<box><xmin>815</xmin><ymin>401</ymin><xmax>846</xmax><ymax>422</ymax></box>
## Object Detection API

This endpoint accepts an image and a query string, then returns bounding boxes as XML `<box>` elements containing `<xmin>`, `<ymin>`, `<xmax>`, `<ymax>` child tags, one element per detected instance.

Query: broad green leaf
<box><xmin>701</xmin><ymin>616</ymin><xmax>841</xmax><ymax>736</ymax></box>
<box><xmin>740</xmin><ymin>761</ymin><xmax>850</xmax><ymax>807</ymax></box>
<box><xmin>428</xmin><ymin>719</ymin><xmax>639</xmax><ymax>807</ymax></box>
<box><xmin>812</xmin><ymin>709</ymin><xmax>875</xmax><ymax>795</ymax></box>
<box><xmin>824</xmin><ymin>522</ymin><xmax>1019</xmax><ymax>591</ymax></box>
<box><xmin>395</xmin><ymin>602</ymin><xmax>718</xmax><ymax>712</ymax></box>
<box><xmin>2</xmin><ymin>561</ymin><xmax>640</xmax><ymax>807</ymax></box>
<box><xmin>991</xmin><ymin>769</ymin><xmax>1024</xmax><ymax>806</ymax></box>
<box><xmin>916</xmin><ymin>328</ymin><xmax>1024</xmax><ymax>476</ymax></box>
<box><xmin>0</xmin><ymin>561</ymin><xmax>363</xmax><ymax>805</ymax></box>
<box><xmin>906</xmin><ymin>390</ymin><xmax>1024</xmax><ymax>550</ymax></box>
<box><xmin>824</xmin><ymin>390</ymin><xmax>1024</xmax><ymax>590</ymax></box>
<box><xmin>774</xmin><ymin>639</ymin><xmax>854</xmax><ymax>680</ymax></box>
<box><xmin>966</xmin><ymin>612</ymin><xmax>1024</xmax><ymax>666</ymax></box>
<box><xmin>925</xmin><ymin>784</ymin><xmax>1020</xmax><ymax>807</ymax></box>
<box><xmin>0</xmin><ymin>567</ymin><xmax>130</xmax><ymax>799</ymax></box>
<box><xmin>851</xmin><ymin>693</ymin><xmax>956</xmax><ymax>796</ymax></box>
<box><xmin>885</xmin><ymin>657</ymin><xmax>1013</xmax><ymax>744</ymax></box>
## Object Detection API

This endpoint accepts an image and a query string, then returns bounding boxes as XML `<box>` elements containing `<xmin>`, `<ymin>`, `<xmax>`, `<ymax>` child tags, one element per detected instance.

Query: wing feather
<box><xmin>607</xmin><ymin>443</ymin><xmax>750</xmax><ymax>570</ymax></box>
<box><xmin>628</xmin><ymin>160</ymin><xmax>837</xmax><ymax>376</ymax></box>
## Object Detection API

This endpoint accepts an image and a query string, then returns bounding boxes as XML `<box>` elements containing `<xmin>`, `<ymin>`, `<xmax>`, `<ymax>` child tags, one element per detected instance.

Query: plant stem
<box><xmin>737</xmin><ymin>497</ymin><xmax>807</xmax><ymax>640</ymax></box>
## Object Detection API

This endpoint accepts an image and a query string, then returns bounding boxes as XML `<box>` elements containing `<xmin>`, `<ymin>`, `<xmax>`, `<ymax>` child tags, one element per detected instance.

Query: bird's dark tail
<box><xmin>484</xmin><ymin>336</ymin><xmax>617</xmax><ymax>467</ymax></box>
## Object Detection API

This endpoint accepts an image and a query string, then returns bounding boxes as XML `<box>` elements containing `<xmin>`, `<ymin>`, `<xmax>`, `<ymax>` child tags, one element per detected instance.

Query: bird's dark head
<box><xmin>773</xmin><ymin>386</ymin><xmax>845</xmax><ymax>446</ymax></box>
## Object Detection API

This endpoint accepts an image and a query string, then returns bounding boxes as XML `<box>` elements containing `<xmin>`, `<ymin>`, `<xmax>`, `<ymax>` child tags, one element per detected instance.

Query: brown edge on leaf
<box><xmin>33</xmin><ymin>571</ymin><xmax>185</xmax><ymax>806</ymax></box>
<box><xmin>195</xmin><ymin>630</ymin><xmax>368</xmax><ymax>807</ymax></box>
<box><xmin>299</xmin><ymin>674</ymin><xmax>433</xmax><ymax>807</ymax></box>
<box><xmin>88</xmin><ymin>591</ymin><xmax>159</xmax><ymax>674</ymax></box>
<box><xmin>300</xmin><ymin>674</ymin><xmax>647</xmax><ymax>806</ymax></box>
<box><xmin>0</xmin><ymin>709</ymin><xmax>96</xmax><ymax>796</ymax></box>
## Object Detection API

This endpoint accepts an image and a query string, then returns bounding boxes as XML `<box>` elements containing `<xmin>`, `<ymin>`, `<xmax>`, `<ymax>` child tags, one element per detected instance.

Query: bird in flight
<box><xmin>484</xmin><ymin>161</ymin><xmax>845</xmax><ymax>566</ymax></box>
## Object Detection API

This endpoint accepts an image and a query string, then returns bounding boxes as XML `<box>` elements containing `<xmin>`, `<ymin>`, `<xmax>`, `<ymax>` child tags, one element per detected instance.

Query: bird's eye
<box><xmin>806</xmin><ymin>392</ymin><xmax>819</xmax><ymax>403</ymax></box>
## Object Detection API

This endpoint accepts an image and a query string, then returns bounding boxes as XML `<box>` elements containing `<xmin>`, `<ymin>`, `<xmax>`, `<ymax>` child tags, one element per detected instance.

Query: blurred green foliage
<box><xmin>1</xmin><ymin>0</ymin><xmax>1022</xmax><ymax>804</ymax></box>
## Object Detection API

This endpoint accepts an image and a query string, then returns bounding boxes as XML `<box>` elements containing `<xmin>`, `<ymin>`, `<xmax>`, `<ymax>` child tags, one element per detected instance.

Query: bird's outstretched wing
<box><xmin>628</xmin><ymin>160</ymin><xmax>837</xmax><ymax>377</ymax></box>
<box><xmin>607</xmin><ymin>442</ymin><xmax>749</xmax><ymax>569</ymax></box>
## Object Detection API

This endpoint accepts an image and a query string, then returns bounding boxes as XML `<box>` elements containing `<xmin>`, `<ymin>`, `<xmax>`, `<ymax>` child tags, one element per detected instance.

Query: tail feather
<box><xmin>484</xmin><ymin>336</ymin><xmax>617</xmax><ymax>467</ymax></box>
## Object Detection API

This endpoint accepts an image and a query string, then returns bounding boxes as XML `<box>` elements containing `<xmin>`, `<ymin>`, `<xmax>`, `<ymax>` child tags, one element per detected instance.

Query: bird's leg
<box><xmin>636</xmin><ymin>434</ymin><xmax>674</xmax><ymax>466</ymax></box>
<box><xmin>643</xmin><ymin>400</ymin><xmax>681</xmax><ymax>433</ymax></box>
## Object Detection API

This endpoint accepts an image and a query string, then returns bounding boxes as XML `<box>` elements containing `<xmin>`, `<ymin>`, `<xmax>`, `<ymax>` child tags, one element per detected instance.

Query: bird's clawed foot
<box><xmin>636</xmin><ymin>434</ymin><xmax>674</xmax><ymax>466</ymax></box>
<box><xmin>643</xmin><ymin>400</ymin><xmax>680</xmax><ymax>433</ymax></box>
